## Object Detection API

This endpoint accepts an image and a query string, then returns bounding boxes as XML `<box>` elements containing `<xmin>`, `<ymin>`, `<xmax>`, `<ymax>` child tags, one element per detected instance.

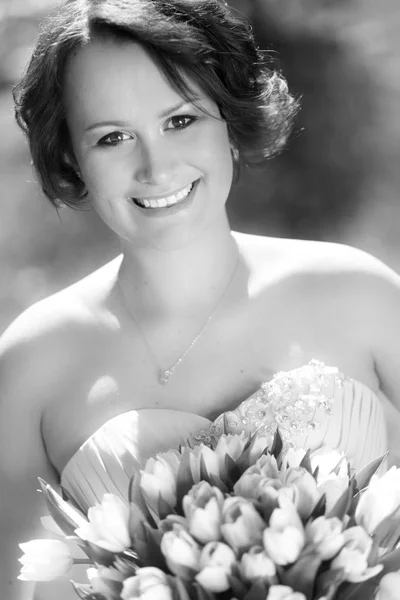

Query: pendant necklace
<box><xmin>118</xmin><ymin>256</ymin><xmax>239</xmax><ymax>385</ymax></box>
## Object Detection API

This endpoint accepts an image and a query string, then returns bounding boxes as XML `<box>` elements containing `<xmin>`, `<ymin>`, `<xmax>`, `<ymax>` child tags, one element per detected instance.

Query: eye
<box><xmin>165</xmin><ymin>115</ymin><xmax>197</xmax><ymax>131</ymax></box>
<box><xmin>97</xmin><ymin>131</ymin><xmax>133</xmax><ymax>146</ymax></box>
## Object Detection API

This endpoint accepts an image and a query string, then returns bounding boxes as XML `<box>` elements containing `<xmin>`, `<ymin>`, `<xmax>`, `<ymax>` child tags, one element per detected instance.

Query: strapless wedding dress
<box><xmin>61</xmin><ymin>363</ymin><xmax>390</xmax><ymax>512</ymax></box>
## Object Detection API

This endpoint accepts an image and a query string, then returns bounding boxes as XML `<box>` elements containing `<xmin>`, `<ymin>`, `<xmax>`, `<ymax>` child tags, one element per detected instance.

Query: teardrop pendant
<box><xmin>158</xmin><ymin>369</ymin><xmax>172</xmax><ymax>385</ymax></box>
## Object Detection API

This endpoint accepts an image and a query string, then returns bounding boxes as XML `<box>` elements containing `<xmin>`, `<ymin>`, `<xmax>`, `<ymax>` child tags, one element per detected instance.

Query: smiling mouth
<box><xmin>130</xmin><ymin>181</ymin><xmax>196</xmax><ymax>210</ymax></box>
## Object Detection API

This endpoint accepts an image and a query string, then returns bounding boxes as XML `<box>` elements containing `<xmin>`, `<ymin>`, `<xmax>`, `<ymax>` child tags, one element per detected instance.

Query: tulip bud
<box><xmin>183</xmin><ymin>482</ymin><xmax>224</xmax><ymax>544</ymax></box>
<box><xmin>236</xmin><ymin>433</ymin><xmax>274</xmax><ymax>468</ymax></box>
<box><xmin>239</xmin><ymin>546</ymin><xmax>276</xmax><ymax>583</ymax></box>
<box><xmin>189</xmin><ymin>444</ymin><xmax>221</xmax><ymax>483</ymax></box>
<box><xmin>263</xmin><ymin>498</ymin><xmax>305</xmax><ymax>565</ymax></box>
<box><xmin>263</xmin><ymin>527</ymin><xmax>304</xmax><ymax>566</ymax></box>
<box><xmin>255</xmin><ymin>479</ymin><xmax>282</xmax><ymax>520</ymax></box>
<box><xmin>233</xmin><ymin>472</ymin><xmax>266</xmax><ymax>500</ymax></box>
<box><xmin>140</xmin><ymin>451</ymin><xmax>181</xmax><ymax>520</ymax></box>
<box><xmin>283</xmin><ymin>468</ymin><xmax>320</xmax><ymax>520</ymax></box>
<box><xmin>318</xmin><ymin>474</ymin><xmax>349</xmax><ymax>513</ymax></box>
<box><xmin>18</xmin><ymin>539</ymin><xmax>73</xmax><ymax>582</ymax></box>
<box><xmin>87</xmin><ymin>565</ymin><xmax>124</xmax><ymax>598</ymax></box>
<box><xmin>214</xmin><ymin>432</ymin><xmax>248</xmax><ymax>479</ymax></box>
<box><xmin>221</xmin><ymin>497</ymin><xmax>265</xmax><ymax>553</ymax></box>
<box><xmin>233</xmin><ymin>454</ymin><xmax>280</xmax><ymax>499</ymax></box>
<box><xmin>305</xmin><ymin>516</ymin><xmax>345</xmax><ymax>560</ymax></box>
<box><xmin>255</xmin><ymin>453</ymin><xmax>281</xmax><ymax>479</ymax></box>
<box><xmin>159</xmin><ymin>514</ymin><xmax>188</xmax><ymax>534</ymax></box>
<box><xmin>160</xmin><ymin>524</ymin><xmax>201</xmax><ymax>580</ymax></box>
<box><xmin>266</xmin><ymin>584</ymin><xmax>307</xmax><ymax>600</ymax></box>
<box><xmin>330</xmin><ymin>526</ymin><xmax>383</xmax><ymax>582</ymax></box>
<box><xmin>75</xmin><ymin>493</ymin><xmax>131</xmax><ymax>552</ymax></box>
<box><xmin>121</xmin><ymin>567</ymin><xmax>174</xmax><ymax>600</ymax></box>
<box><xmin>195</xmin><ymin>541</ymin><xmax>236</xmax><ymax>593</ymax></box>
<box><xmin>355</xmin><ymin>467</ymin><xmax>400</xmax><ymax>534</ymax></box>
<box><xmin>376</xmin><ymin>570</ymin><xmax>400</xmax><ymax>600</ymax></box>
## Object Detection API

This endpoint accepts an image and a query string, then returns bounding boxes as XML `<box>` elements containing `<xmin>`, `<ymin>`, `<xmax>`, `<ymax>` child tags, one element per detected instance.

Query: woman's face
<box><xmin>63</xmin><ymin>39</ymin><xmax>234</xmax><ymax>249</ymax></box>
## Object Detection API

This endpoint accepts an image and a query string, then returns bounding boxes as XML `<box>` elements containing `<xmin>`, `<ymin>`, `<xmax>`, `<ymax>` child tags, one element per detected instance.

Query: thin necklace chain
<box><xmin>118</xmin><ymin>256</ymin><xmax>239</xmax><ymax>385</ymax></box>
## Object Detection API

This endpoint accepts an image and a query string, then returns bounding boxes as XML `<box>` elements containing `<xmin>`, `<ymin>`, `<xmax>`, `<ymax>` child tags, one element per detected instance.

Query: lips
<box><xmin>131</xmin><ymin>181</ymin><xmax>195</xmax><ymax>210</ymax></box>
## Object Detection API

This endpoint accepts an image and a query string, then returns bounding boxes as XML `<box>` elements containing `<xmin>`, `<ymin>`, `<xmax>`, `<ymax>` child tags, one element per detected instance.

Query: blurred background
<box><xmin>1</xmin><ymin>0</ymin><xmax>400</xmax><ymax>335</ymax></box>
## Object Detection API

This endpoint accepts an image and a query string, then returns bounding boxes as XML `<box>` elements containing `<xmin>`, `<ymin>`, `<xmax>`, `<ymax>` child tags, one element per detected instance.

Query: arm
<box><xmin>0</xmin><ymin>312</ymin><xmax>72</xmax><ymax>600</ymax></box>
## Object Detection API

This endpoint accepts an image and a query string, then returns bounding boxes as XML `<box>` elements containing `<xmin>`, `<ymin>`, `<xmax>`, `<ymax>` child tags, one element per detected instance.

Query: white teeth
<box><xmin>134</xmin><ymin>182</ymin><xmax>194</xmax><ymax>209</ymax></box>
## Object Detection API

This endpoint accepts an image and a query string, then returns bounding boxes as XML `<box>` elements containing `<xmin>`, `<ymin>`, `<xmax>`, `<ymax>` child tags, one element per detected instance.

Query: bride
<box><xmin>3</xmin><ymin>0</ymin><xmax>400</xmax><ymax>598</ymax></box>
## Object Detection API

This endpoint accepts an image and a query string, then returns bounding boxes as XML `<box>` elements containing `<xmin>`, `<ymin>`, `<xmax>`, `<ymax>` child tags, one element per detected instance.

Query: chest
<box><xmin>42</xmin><ymin>290</ymin><xmax>376</xmax><ymax>475</ymax></box>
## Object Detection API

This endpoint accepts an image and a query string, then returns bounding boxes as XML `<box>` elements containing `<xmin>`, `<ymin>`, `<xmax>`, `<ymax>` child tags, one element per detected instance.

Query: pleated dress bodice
<box><xmin>61</xmin><ymin>363</ymin><xmax>390</xmax><ymax>511</ymax></box>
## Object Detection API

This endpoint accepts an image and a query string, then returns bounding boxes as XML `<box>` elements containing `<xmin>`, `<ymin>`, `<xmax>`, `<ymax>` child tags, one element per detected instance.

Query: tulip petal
<box><xmin>195</xmin><ymin>566</ymin><xmax>231</xmax><ymax>593</ymax></box>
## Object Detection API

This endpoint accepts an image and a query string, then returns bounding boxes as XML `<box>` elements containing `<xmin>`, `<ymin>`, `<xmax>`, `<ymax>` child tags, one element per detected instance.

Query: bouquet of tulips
<box><xmin>18</xmin><ymin>428</ymin><xmax>400</xmax><ymax>600</ymax></box>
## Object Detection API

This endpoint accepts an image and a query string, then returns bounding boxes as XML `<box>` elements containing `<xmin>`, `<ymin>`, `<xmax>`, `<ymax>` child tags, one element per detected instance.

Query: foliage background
<box><xmin>2</xmin><ymin>0</ymin><xmax>400</xmax><ymax>334</ymax></box>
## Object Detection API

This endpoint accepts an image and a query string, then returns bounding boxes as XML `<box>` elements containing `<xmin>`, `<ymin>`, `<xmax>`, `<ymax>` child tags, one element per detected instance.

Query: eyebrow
<box><xmin>159</xmin><ymin>98</ymin><xmax>201</xmax><ymax>118</ymax></box>
<box><xmin>84</xmin><ymin>97</ymin><xmax>203</xmax><ymax>134</ymax></box>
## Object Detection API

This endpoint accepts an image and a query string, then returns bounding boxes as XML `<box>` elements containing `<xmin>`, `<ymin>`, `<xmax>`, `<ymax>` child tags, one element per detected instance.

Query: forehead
<box><xmin>63</xmin><ymin>40</ymin><xmax>203</xmax><ymax>125</ymax></box>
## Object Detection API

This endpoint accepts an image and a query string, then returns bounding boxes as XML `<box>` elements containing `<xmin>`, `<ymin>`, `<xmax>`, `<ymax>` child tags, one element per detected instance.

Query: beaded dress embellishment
<box><xmin>192</xmin><ymin>360</ymin><xmax>345</xmax><ymax>451</ymax></box>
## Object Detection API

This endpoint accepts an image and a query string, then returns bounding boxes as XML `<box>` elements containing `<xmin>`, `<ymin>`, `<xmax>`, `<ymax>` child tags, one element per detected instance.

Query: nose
<box><xmin>133</xmin><ymin>137</ymin><xmax>173</xmax><ymax>186</ymax></box>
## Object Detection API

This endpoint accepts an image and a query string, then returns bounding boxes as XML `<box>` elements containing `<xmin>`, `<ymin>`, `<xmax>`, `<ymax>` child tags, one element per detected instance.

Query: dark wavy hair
<box><xmin>13</xmin><ymin>0</ymin><xmax>299</xmax><ymax>208</ymax></box>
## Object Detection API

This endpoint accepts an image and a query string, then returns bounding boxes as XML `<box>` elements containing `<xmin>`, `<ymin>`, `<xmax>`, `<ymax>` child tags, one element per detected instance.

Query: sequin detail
<box><xmin>192</xmin><ymin>360</ymin><xmax>345</xmax><ymax>451</ymax></box>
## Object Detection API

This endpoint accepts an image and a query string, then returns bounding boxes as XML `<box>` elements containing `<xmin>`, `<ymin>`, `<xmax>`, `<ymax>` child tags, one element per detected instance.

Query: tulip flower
<box><xmin>330</xmin><ymin>526</ymin><xmax>383</xmax><ymax>582</ymax></box>
<box><xmin>221</xmin><ymin>496</ymin><xmax>265</xmax><ymax>553</ymax></box>
<box><xmin>263</xmin><ymin>497</ymin><xmax>305</xmax><ymax>565</ymax></box>
<box><xmin>75</xmin><ymin>493</ymin><xmax>131</xmax><ymax>552</ymax></box>
<box><xmin>189</xmin><ymin>444</ymin><xmax>221</xmax><ymax>483</ymax></box>
<box><xmin>233</xmin><ymin>471</ymin><xmax>271</xmax><ymax>500</ymax></box>
<box><xmin>213</xmin><ymin>432</ymin><xmax>249</xmax><ymax>479</ymax></box>
<box><xmin>375</xmin><ymin>570</ymin><xmax>400</xmax><ymax>600</ymax></box>
<box><xmin>195</xmin><ymin>541</ymin><xmax>236</xmax><ymax>593</ymax></box>
<box><xmin>234</xmin><ymin>432</ymin><xmax>275</xmax><ymax>467</ymax></box>
<box><xmin>283</xmin><ymin>467</ymin><xmax>320</xmax><ymax>519</ymax></box>
<box><xmin>183</xmin><ymin>481</ymin><xmax>224</xmax><ymax>544</ymax></box>
<box><xmin>140</xmin><ymin>451</ymin><xmax>181</xmax><ymax>520</ymax></box>
<box><xmin>266</xmin><ymin>585</ymin><xmax>307</xmax><ymax>600</ymax></box>
<box><xmin>254</xmin><ymin>453</ymin><xmax>281</xmax><ymax>478</ymax></box>
<box><xmin>160</xmin><ymin>524</ymin><xmax>201</xmax><ymax>580</ymax></box>
<box><xmin>18</xmin><ymin>539</ymin><xmax>73</xmax><ymax>581</ymax></box>
<box><xmin>255</xmin><ymin>479</ymin><xmax>283</xmax><ymax>520</ymax></box>
<box><xmin>355</xmin><ymin>466</ymin><xmax>400</xmax><ymax>534</ymax></box>
<box><xmin>87</xmin><ymin>565</ymin><xmax>124</xmax><ymax>598</ymax></box>
<box><xmin>121</xmin><ymin>567</ymin><xmax>174</xmax><ymax>600</ymax></box>
<box><xmin>305</xmin><ymin>516</ymin><xmax>345</xmax><ymax>560</ymax></box>
<box><xmin>239</xmin><ymin>546</ymin><xmax>276</xmax><ymax>584</ymax></box>
<box><xmin>317</xmin><ymin>473</ymin><xmax>349</xmax><ymax>513</ymax></box>
<box><xmin>234</xmin><ymin>454</ymin><xmax>280</xmax><ymax>498</ymax></box>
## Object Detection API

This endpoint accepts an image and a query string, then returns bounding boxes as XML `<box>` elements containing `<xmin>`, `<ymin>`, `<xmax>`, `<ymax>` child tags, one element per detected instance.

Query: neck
<box><xmin>117</xmin><ymin>214</ymin><xmax>240</xmax><ymax>317</ymax></box>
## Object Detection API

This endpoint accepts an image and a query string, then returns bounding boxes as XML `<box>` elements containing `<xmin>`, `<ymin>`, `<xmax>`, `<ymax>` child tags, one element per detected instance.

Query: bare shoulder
<box><xmin>234</xmin><ymin>232</ymin><xmax>400</xmax><ymax>301</ymax></box>
<box><xmin>0</xmin><ymin>256</ymin><xmax>121</xmax><ymax>424</ymax></box>
<box><xmin>1</xmin><ymin>254</ymin><xmax>121</xmax><ymax>347</ymax></box>
<box><xmin>236</xmin><ymin>231</ymin><xmax>400</xmax><ymax>410</ymax></box>
<box><xmin>239</xmin><ymin>232</ymin><xmax>400</xmax><ymax>339</ymax></box>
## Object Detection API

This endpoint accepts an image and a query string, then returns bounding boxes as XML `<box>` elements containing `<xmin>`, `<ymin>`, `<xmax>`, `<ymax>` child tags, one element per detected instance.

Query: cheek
<box><xmin>81</xmin><ymin>153</ymin><xmax>131</xmax><ymax>200</ymax></box>
<box><xmin>197</xmin><ymin>122</ymin><xmax>233</xmax><ymax>175</ymax></box>
<box><xmin>216</xmin><ymin>123</ymin><xmax>232</xmax><ymax>160</ymax></box>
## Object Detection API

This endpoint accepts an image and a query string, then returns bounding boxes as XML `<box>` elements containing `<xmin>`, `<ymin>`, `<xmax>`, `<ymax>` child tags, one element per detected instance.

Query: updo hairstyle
<box><xmin>13</xmin><ymin>0</ymin><xmax>299</xmax><ymax>207</ymax></box>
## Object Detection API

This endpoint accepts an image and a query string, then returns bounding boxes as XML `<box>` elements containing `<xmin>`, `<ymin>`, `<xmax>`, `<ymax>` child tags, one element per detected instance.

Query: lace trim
<box><xmin>192</xmin><ymin>360</ymin><xmax>346</xmax><ymax>451</ymax></box>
